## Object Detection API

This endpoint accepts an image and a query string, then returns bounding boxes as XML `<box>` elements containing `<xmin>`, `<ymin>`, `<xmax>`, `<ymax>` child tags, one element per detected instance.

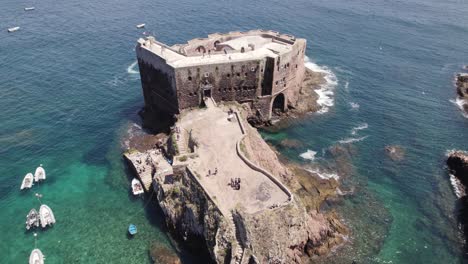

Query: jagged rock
<box><xmin>447</xmin><ymin>150</ymin><xmax>468</xmax><ymax>252</ymax></box>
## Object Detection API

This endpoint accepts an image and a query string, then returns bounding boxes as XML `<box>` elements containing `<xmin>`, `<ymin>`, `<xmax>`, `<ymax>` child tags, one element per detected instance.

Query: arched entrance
<box><xmin>272</xmin><ymin>93</ymin><xmax>285</xmax><ymax>115</ymax></box>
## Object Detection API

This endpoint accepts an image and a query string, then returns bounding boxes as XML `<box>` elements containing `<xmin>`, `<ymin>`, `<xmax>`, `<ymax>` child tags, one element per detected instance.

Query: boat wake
<box><xmin>450</xmin><ymin>97</ymin><xmax>468</xmax><ymax>118</ymax></box>
<box><xmin>338</xmin><ymin>136</ymin><xmax>368</xmax><ymax>144</ymax></box>
<box><xmin>304</xmin><ymin>56</ymin><xmax>338</xmax><ymax>114</ymax></box>
<box><xmin>127</xmin><ymin>61</ymin><xmax>139</xmax><ymax>74</ymax></box>
<box><xmin>300</xmin><ymin>149</ymin><xmax>317</xmax><ymax>161</ymax></box>
<box><xmin>351</xmin><ymin>123</ymin><xmax>368</xmax><ymax>135</ymax></box>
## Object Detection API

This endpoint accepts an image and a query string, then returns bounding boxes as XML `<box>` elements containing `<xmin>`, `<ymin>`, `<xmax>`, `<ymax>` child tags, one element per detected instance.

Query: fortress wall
<box><xmin>136</xmin><ymin>45</ymin><xmax>179</xmax><ymax>115</ymax></box>
<box><xmin>175</xmin><ymin>59</ymin><xmax>264</xmax><ymax>109</ymax></box>
<box><xmin>271</xmin><ymin>39</ymin><xmax>306</xmax><ymax>97</ymax></box>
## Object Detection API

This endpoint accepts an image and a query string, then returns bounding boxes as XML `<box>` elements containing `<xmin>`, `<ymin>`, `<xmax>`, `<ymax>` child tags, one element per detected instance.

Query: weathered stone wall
<box><xmin>136</xmin><ymin>46</ymin><xmax>179</xmax><ymax>115</ymax></box>
<box><xmin>174</xmin><ymin>59</ymin><xmax>263</xmax><ymax>109</ymax></box>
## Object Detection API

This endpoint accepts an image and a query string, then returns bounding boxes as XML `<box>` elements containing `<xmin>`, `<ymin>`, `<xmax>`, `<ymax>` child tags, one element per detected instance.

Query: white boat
<box><xmin>136</xmin><ymin>23</ymin><xmax>145</xmax><ymax>29</ymax></box>
<box><xmin>132</xmin><ymin>178</ymin><xmax>144</xmax><ymax>195</ymax></box>
<box><xmin>39</xmin><ymin>204</ymin><xmax>55</xmax><ymax>228</ymax></box>
<box><xmin>34</xmin><ymin>165</ymin><xmax>46</xmax><ymax>182</ymax></box>
<box><xmin>21</xmin><ymin>173</ymin><xmax>34</xmax><ymax>190</ymax></box>
<box><xmin>29</xmin><ymin>249</ymin><xmax>44</xmax><ymax>264</ymax></box>
<box><xmin>26</xmin><ymin>208</ymin><xmax>40</xmax><ymax>230</ymax></box>
<box><xmin>7</xmin><ymin>27</ymin><xmax>20</xmax><ymax>33</ymax></box>
<box><xmin>24</xmin><ymin>7</ymin><xmax>35</xmax><ymax>11</ymax></box>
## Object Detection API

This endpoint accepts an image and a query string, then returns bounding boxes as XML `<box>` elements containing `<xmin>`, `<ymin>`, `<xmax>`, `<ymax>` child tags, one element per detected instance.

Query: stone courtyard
<box><xmin>174</xmin><ymin>99</ymin><xmax>290</xmax><ymax>215</ymax></box>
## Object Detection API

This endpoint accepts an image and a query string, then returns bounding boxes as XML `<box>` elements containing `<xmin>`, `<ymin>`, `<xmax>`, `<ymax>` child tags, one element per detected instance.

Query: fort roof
<box><xmin>137</xmin><ymin>30</ymin><xmax>300</xmax><ymax>68</ymax></box>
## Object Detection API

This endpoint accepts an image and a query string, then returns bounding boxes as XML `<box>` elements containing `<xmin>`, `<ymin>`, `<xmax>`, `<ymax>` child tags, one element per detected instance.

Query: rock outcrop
<box><xmin>125</xmin><ymin>108</ymin><xmax>347</xmax><ymax>263</ymax></box>
<box><xmin>447</xmin><ymin>150</ymin><xmax>468</xmax><ymax>250</ymax></box>
<box><xmin>454</xmin><ymin>71</ymin><xmax>468</xmax><ymax>116</ymax></box>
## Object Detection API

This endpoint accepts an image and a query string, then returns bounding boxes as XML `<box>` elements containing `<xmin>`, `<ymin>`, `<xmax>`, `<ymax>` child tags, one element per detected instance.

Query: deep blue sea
<box><xmin>1</xmin><ymin>0</ymin><xmax>467</xmax><ymax>263</ymax></box>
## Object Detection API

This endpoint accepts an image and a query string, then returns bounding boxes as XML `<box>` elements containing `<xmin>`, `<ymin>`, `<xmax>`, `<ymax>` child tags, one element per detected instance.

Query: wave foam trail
<box><xmin>304</xmin><ymin>56</ymin><xmax>338</xmax><ymax>114</ymax></box>
<box><xmin>300</xmin><ymin>149</ymin><xmax>317</xmax><ymax>160</ymax></box>
<box><xmin>338</xmin><ymin>136</ymin><xmax>368</xmax><ymax>144</ymax></box>
<box><xmin>351</xmin><ymin>123</ymin><xmax>368</xmax><ymax>135</ymax></box>
<box><xmin>127</xmin><ymin>61</ymin><xmax>139</xmax><ymax>74</ymax></box>
<box><xmin>306</xmin><ymin>168</ymin><xmax>339</xmax><ymax>180</ymax></box>
<box><xmin>450</xmin><ymin>97</ymin><xmax>468</xmax><ymax>118</ymax></box>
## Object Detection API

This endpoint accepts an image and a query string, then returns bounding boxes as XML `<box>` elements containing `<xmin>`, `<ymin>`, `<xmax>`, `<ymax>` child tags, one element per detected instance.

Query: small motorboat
<box><xmin>8</xmin><ymin>27</ymin><xmax>20</xmax><ymax>33</ymax></box>
<box><xmin>26</xmin><ymin>208</ymin><xmax>40</xmax><ymax>230</ymax></box>
<box><xmin>136</xmin><ymin>23</ymin><xmax>145</xmax><ymax>29</ymax></box>
<box><xmin>128</xmin><ymin>224</ymin><xmax>137</xmax><ymax>235</ymax></box>
<box><xmin>34</xmin><ymin>165</ymin><xmax>46</xmax><ymax>182</ymax></box>
<box><xmin>21</xmin><ymin>173</ymin><xmax>34</xmax><ymax>190</ymax></box>
<box><xmin>131</xmin><ymin>178</ymin><xmax>144</xmax><ymax>196</ymax></box>
<box><xmin>39</xmin><ymin>204</ymin><xmax>55</xmax><ymax>228</ymax></box>
<box><xmin>29</xmin><ymin>248</ymin><xmax>44</xmax><ymax>264</ymax></box>
<box><xmin>24</xmin><ymin>7</ymin><xmax>35</xmax><ymax>11</ymax></box>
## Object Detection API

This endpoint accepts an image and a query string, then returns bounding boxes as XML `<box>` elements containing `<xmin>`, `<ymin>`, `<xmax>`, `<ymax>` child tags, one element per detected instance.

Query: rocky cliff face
<box><xmin>447</xmin><ymin>150</ymin><xmax>468</xmax><ymax>251</ymax></box>
<box><xmin>455</xmin><ymin>72</ymin><xmax>468</xmax><ymax>116</ymax></box>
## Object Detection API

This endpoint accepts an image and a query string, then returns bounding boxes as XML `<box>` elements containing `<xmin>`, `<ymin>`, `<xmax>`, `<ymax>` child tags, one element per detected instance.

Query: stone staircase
<box><xmin>175</xmin><ymin>128</ymin><xmax>188</xmax><ymax>155</ymax></box>
<box><xmin>229</xmin><ymin>213</ymin><xmax>244</xmax><ymax>264</ymax></box>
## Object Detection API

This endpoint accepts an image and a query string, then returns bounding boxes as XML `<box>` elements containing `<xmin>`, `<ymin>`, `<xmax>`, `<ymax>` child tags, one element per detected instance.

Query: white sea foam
<box><xmin>304</xmin><ymin>56</ymin><xmax>338</xmax><ymax>114</ymax></box>
<box><xmin>300</xmin><ymin>149</ymin><xmax>317</xmax><ymax>161</ymax></box>
<box><xmin>127</xmin><ymin>61</ymin><xmax>139</xmax><ymax>74</ymax></box>
<box><xmin>338</xmin><ymin>136</ymin><xmax>368</xmax><ymax>144</ymax></box>
<box><xmin>351</xmin><ymin>123</ymin><xmax>368</xmax><ymax>135</ymax></box>
<box><xmin>350</xmin><ymin>102</ymin><xmax>360</xmax><ymax>110</ymax></box>
<box><xmin>306</xmin><ymin>168</ymin><xmax>339</xmax><ymax>180</ymax></box>
<box><xmin>450</xmin><ymin>97</ymin><xmax>468</xmax><ymax>118</ymax></box>
<box><xmin>449</xmin><ymin>173</ymin><xmax>465</xmax><ymax>198</ymax></box>
<box><xmin>344</xmin><ymin>81</ymin><xmax>349</xmax><ymax>91</ymax></box>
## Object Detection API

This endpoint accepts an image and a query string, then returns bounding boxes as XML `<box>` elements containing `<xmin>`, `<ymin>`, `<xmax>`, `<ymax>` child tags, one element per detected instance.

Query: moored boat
<box><xmin>128</xmin><ymin>224</ymin><xmax>137</xmax><ymax>235</ymax></box>
<box><xmin>136</xmin><ymin>23</ymin><xmax>145</xmax><ymax>29</ymax></box>
<box><xmin>29</xmin><ymin>249</ymin><xmax>44</xmax><ymax>264</ymax></box>
<box><xmin>26</xmin><ymin>208</ymin><xmax>40</xmax><ymax>230</ymax></box>
<box><xmin>34</xmin><ymin>165</ymin><xmax>46</xmax><ymax>182</ymax></box>
<box><xmin>39</xmin><ymin>204</ymin><xmax>55</xmax><ymax>228</ymax></box>
<box><xmin>21</xmin><ymin>173</ymin><xmax>34</xmax><ymax>190</ymax></box>
<box><xmin>24</xmin><ymin>7</ymin><xmax>35</xmax><ymax>11</ymax></box>
<box><xmin>131</xmin><ymin>178</ymin><xmax>144</xmax><ymax>195</ymax></box>
<box><xmin>8</xmin><ymin>26</ymin><xmax>20</xmax><ymax>33</ymax></box>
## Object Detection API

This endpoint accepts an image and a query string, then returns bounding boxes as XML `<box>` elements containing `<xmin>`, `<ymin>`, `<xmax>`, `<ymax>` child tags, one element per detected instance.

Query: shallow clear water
<box><xmin>1</xmin><ymin>0</ymin><xmax>467</xmax><ymax>262</ymax></box>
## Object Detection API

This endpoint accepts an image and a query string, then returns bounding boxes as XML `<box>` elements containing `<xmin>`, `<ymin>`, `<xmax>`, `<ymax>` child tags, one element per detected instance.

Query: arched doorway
<box><xmin>196</xmin><ymin>45</ymin><xmax>206</xmax><ymax>53</ymax></box>
<box><xmin>272</xmin><ymin>93</ymin><xmax>285</xmax><ymax>115</ymax></box>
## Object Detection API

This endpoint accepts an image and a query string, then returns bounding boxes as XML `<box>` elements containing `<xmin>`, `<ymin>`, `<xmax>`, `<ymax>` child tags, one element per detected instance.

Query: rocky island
<box><xmin>125</xmin><ymin>30</ymin><xmax>346</xmax><ymax>263</ymax></box>
<box><xmin>454</xmin><ymin>69</ymin><xmax>468</xmax><ymax>117</ymax></box>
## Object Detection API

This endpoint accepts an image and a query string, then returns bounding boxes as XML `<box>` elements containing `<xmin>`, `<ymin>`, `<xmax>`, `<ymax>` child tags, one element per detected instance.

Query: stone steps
<box><xmin>229</xmin><ymin>213</ymin><xmax>244</xmax><ymax>264</ymax></box>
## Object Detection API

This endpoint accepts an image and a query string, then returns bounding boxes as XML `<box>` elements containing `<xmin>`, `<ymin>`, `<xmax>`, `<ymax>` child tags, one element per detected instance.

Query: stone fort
<box><xmin>136</xmin><ymin>30</ymin><xmax>307</xmax><ymax>121</ymax></box>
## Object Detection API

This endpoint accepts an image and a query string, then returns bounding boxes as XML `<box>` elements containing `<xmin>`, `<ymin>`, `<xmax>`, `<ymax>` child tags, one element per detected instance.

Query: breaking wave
<box><xmin>127</xmin><ymin>61</ymin><xmax>139</xmax><ymax>74</ymax></box>
<box><xmin>351</xmin><ymin>123</ymin><xmax>368</xmax><ymax>135</ymax></box>
<box><xmin>306</xmin><ymin>167</ymin><xmax>339</xmax><ymax>180</ymax></box>
<box><xmin>338</xmin><ymin>136</ymin><xmax>368</xmax><ymax>144</ymax></box>
<box><xmin>449</xmin><ymin>173</ymin><xmax>465</xmax><ymax>198</ymax></box>
<box><xmin>450</xmin><ymin>97</ymin><xmax>468</xmax><ymax>118</ymax></box>
<box><xmin>300</xmin><ymin>149</ymin><xmax>317</xmax><ymax>161</ymax></box>
<box><xmin>304</xmin><ymin>56</ymin><xmax>338</xmax><ymax>114</ymax></box>
<box><xmin>350</xmin><ymin>102</ymin><xmax>360</xmax><ymax>110</ymax></box>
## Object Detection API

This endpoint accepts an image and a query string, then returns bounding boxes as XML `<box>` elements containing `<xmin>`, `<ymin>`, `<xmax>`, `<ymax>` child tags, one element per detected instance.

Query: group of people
<box><xmin>229</xmin><ymin>178</ymin><xmax>241</xmax><ymax>190</ymax></box>
<box><xmin>207</xmin><ymin>168</ymin><xmax>218</xmax><ymax>177</ymax></box>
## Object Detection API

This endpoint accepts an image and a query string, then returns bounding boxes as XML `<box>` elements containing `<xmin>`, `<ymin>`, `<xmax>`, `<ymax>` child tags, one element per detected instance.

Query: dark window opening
<box><xmin>188</xmin><ymin>76</ymin><xmax>192</xmax><ymax>81</ymax></box>
<box><xmin>237</xmin><ymin>73</ymin><xmax>240</xmax><ymax>77</ymax></box>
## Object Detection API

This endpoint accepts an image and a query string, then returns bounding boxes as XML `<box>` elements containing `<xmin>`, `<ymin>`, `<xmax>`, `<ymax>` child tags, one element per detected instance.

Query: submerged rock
<box><xmin>149</xmin><ymin>244</ymin><xmax>181</xmax><ymax>264</ymax></box>
<box><xmin>385</xmin><ymin>145</ymin><xmax>405</xmax><ymax>161</ymax></box>
<box><xmin>279</xmin><ymin>139</ymin><xmax>302</xmax><ymax>149</ymax></box>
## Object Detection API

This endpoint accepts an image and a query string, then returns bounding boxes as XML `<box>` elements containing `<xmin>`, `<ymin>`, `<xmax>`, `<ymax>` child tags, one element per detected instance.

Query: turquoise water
<box><xmin>1</xmin><ymin>0</ymin><xmax>468</xmax><ymax>263</ymax></box>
